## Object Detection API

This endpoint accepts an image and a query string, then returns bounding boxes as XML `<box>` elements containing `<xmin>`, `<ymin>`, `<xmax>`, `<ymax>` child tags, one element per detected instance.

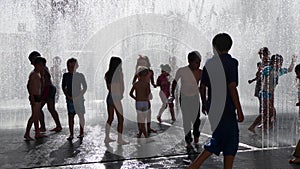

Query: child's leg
<box><xmin>77</xmin><ymin>113</ymin><xmax>85</xmax><ymax>136</ymax></box>
<box><xmin>224</xmin><ymin>155</ymin><xmax>235</xmax><ymax>169</ymax></box>
<box><xmin>33</xmin><ymin>102</ymin><xmax>43</xmax><ymax>137</ymax></box>
<box><xmin>115</xmin><ymin>101</ymin><xmax>128</xmax><ymax>144</ymax></box>
<box><xmin>141</xmin><ymin>113</ymin><xmax>149</xmax><ymax>138</ymax></box>
<box><xmin>68</xmin><ymin>114</ymin><xmax>75</xmax><ymax>138</ymax></box>
<box><xmin>146</xmin><ymin>102</ymin><xmax>156</xmax><ymax>133</ymax></box>
<box><xmin>47</xmin><ymin>99</ymin><xmax>62</xmax><ymax>130</ymax></box>
<box><xmin>39</xmin><ymin>101</ymin><xmax>46</xmax><ymax>131</ymax></box>
<box><xmin>169</xmin><ymin>102</ymin><xmax>176</xmax><ymax>121</ymax></box>
<box><xmin>157</xmin><ymin>91</ymin><xmax>167</xmax><ymax>122</ymax></box>
<box><xmin>187</xmin><ymin>150</ymin><xmax>212</xmax><ymax>169</ymax></box>
<box><xmin>105</xmin><ymin>105</ymin><xmax>115</xmax><ymax>142</ymax></box>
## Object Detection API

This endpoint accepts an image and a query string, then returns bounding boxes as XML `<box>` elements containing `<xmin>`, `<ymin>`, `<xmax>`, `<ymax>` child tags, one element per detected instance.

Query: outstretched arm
<box><xmin>288</xmin><ymin>55</ymin><xmax>297</xmax><ymax>72</ymax></box>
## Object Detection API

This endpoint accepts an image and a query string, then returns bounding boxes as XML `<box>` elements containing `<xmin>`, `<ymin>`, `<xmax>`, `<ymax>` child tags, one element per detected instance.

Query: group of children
<box><xmin>30</xmin><ymin>33</ymin><xmax>300</xmax><ymax>168</ymax></box>
<box><xmin>25</xmin><ymin>52</ymin><xmax>87</xmax><ymax>141</ymax></box>
<box><xmin>248</xmin><ymin>47</ymin><xmax>296</xmax><ymax>133</ymax></box>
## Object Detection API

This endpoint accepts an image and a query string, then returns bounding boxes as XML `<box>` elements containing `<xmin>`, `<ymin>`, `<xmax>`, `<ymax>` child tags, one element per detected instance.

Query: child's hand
<box><xmin>237</xmin><ymin>110</ymin><xmax>244</xmax><ymax>122</ymax></box>
<box><xmin>292</xmin><ymin>55</ymin><xmax>297</xmax><ymax>63</ymax></box>
<box><xmin>296</xmin><ymin>102</ymin><xmax>300</xmax><ymax>106</ymax></box>
<box><xmin>248</xmin><ymin>80</ymin><xmax>252</xmax><ymax>84</ymax></box>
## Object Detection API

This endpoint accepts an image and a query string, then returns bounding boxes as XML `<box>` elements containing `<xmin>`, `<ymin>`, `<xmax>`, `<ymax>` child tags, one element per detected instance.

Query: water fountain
<box><xmin>0</xmin><ymin>0</ymin><xmax>300</xmax><ymax>150</ymax></box>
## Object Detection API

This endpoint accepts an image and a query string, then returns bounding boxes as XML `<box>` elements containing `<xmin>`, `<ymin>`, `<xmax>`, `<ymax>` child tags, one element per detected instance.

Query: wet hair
<box><xmin>67</xmin><ymin>57</ymin><xmax>77</xmax><ymax>65</ymax></box>
<box><xmin>34</xmin><ymin>57</ymin><xmax>46</xmax><ymax>65</ymax></box>
<box><xmin>295</xmin><ymin>64</ymin><xmax>300</xmax><ymax>73</ymax></box>
<box><xmin>257</xmin><ymin>62</ymin><xmax>262</xmax><ymax>67</ymax></box>
<box><xmin>160</xmin><ymin>64</ymin><xmax>171</xmax><ymax>73</ymax></box>
<box><xmin>188</xmin><ymin>51</ymin><xmax>201</xmax><ymax>63</ymax></box>
<box><xmin>136</xmin><ymin>66</ymin><xmax>149</xmax><ymax>77</ymax></box>
<box><xmin>261</xmin><ymin>47</ymin><xmax>270</xmax><ymax>56</ymax></box>
<box><xmin>28</xmin><ymin>51</ymin><xmax>41</xmax><ymax>63</ymax></box>
<box><xmin>212</xmin><ymin>33</ymin><xmax>233</xmax><ymax>52</ymax></box>
<box><xmin>105</xmin><ymin>56</ymin><xmax>122</xmax><ymax>84</ymax></box>
<box><xmin>136</xmin><ymin>55</ymin><xmax>151</xmax><ymax>69</ymax></box>
<box><xmin>270</xmin><ymin>54</ymin><xmax>283</xmax><ymax>65</ymax></box>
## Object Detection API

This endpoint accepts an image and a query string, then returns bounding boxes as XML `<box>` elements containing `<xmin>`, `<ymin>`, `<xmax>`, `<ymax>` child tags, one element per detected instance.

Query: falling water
<box><xmin>0</xmin><ymin>0</ymin><xmax>300</xmax><ymax>149</ymax></box>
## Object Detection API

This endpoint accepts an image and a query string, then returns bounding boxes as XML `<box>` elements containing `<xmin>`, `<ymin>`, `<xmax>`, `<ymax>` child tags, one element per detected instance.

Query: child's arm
<box><xmin>132</xmin><ymin>75</ymin><xmax>138</xmax><ymax>84</ymax></box>
<box><xmin>228</xmin><ymin>82</ymin><xmax>244</xmax><ymax>122</ymax></box>
<box><xmin>171</xmin><ymin>69</ymin><xmax>180</xmax><ymax>97</ymax></box>
<box><xmin>129</xmin><ymin>85</ymin><xmax>136</xmax><ymax>100</ymax></box>
<box><xmin>288</xmin><ymin>55</ymin><xmax>297</xmax><ymax>72</ymax></box>
<box><xmin>150</xmin><ymin>70</ymin><xmax>156</xmax><ymax>88</ymax></box>
<box><xmin>248</xmin><ymin>77</ymin><xmax>257</xmax><ymax>84</ymax></box>
<box><xmin>200</xmin><ymin>84</ymin><xmax>207</xmax><ymax>115</ymax></box>
<box><xmin>61</xmin><ymin>74</ymin><xmax>72</xmax><ymax>100</ymax></box>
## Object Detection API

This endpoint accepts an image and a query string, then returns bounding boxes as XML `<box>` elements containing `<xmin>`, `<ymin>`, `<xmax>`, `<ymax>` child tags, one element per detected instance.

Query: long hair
<box><xmin>105</xmin><ymin>56</ymin><xmax>122</xmax><ymax>84</ymax></box>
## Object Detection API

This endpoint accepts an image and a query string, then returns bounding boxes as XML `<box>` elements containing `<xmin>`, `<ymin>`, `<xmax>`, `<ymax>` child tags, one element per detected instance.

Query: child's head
<box><xmin>28</xmin><ymin>51</ymin><xmax>41</xmax><ymax>65</ymax></box>
<box><xmin>53</xmin><ymin>56</ymin><xmax>62</xmax><ymax>66</ymax></box>
<box><xmin>295</xmin><ymin>64</ymin><xmax>300</xmax><ymax>79</ymax></box>
<box><xmin>34</xmin><ymin>57</ymin><xmax>46</xmax><ymax>72</ymax></box>
<box><xmin>188</xmin><ymin>51</ymin><xmax>201</xmax><ymax>70</ymax></box>
<box><xmin>136</xmin><ymin>66</ymin><xmax>149</xmax><ymax>77</ymax></box>
<box><xmin>136</xmin><ymin>55</ymin><xmax>151</xmax><ymax>68</ymax></box>
<box><xmin>160</xmin><ymin>64</ymin><xmax>171</xmax><ymax>74</ymax></box>
<box><xmin>212</xmin><ymin>33</ymin><xmax>232</xmax><ymax>54</ymax></box>
<box><xmin>270</xmin><ymin>54</ymin><xmax>283</xmax><ymax>69</ymax></box>
<box><xmin>108</xmin><ymin>56</ymin><xmax>122</xmax><ymax>72</ymax></box>
<box><xmin>67</xmin><ymin>58</ymin><xmax>78</xmax><ymax>73</ymax></box>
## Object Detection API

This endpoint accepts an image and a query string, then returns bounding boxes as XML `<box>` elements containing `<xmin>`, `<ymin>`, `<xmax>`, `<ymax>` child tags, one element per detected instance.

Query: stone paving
<box><xmin>0</xmin><ymin>101</ymin><xmax>300</xmax><ymax>168</ymax></box>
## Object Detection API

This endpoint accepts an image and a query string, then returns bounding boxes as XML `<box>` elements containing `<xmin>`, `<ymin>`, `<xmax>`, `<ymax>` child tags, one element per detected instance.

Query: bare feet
<box><xmin>50</xmin><ymin>127</ymin><xmax>62</xmax><ymax>132</ymax></box>
<box><xmin>77</xmin><ymin>135</ymin><xmax>84</xmax><ymax>138</ymax></box>
<box><xmin>35</xmin><ymin>133</ymin><xmax>47</xmax><ymax>139</ymax></box>
<box><xmin>289</xmin><ymin>158</ymin><xmax>300</xmax><ymax>164</ymax></box>
<box><xmin>24</xmin><ymin>135</ymin><xmax>34</xmax><ymax>141</ymax></box>
<box><xmin>157</xmin><ymin>116</ymin><xmax>162</xmax><ymax>123</ymax></box>
<box><xmin>117</xmin><ymin>139</ymin><xmax>129</xmax><ymax>145</ymax></box>
<box><xmin>148</xmin><ymin>128</ymin><xmax>157</xmax><ymax>133</ymax></box>
<box><xmin>67</xmin><ymin>136</ymin><xmax>74</xmax><ymax>141</ymax></box>
<box><xmin>104</xmin><ymin>137</ymin><xmax>116</xmax><ymax>143</ymax></box>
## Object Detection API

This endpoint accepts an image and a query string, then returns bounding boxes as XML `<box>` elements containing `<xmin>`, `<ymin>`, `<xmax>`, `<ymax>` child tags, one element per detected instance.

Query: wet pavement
<box><xmin>1</xmin><ymin>101</ymin><xmax>300</xmax><ymax>169</ymax></box>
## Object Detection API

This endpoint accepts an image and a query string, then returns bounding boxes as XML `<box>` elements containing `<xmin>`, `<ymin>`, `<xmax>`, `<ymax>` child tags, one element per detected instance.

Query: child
<box><xmin>248</xmin><ymin>54</ymin><xmax>296</xmax><ymax>133</ymax></box>
<box><xmin>24</xmin><ymin>56</ymin><xmax>47</xmax><ymax>141</ymax></box>
<box><xmin>171</xmin><ymin>51</ymin><xmax>202</xmax><ymax>147</ymax></box>
<box><xmin>130</xmin><ymin>66</ymin><xmax>154</xmax><ymax>142</ymax></box>
<box><xmin>104</xmin><ymin>56</ymin><xmax>128</xmax><ymax>145</ymax></box>
<box><xmin>248</xmin><ymin>62</ymin><xmax>263</xmax><ymax>115</ymax></box>
<box><xmin>132</xmin><ymin>55</ymin><xmax>157</xmax><ymax>133</ymax></box>
<box><xmin>62</xmin><ymin>58</ymin><xmax>87</xmax><ymax>140</ymax></box>
<box><xmin>156</xmin><ymin>64</ymin><xmax>175</xmax><ymax>123</ymax></box>
<box><xmin>188</xmin><ymin>33</ymin><xmax>244</xmax><ymax>169</ymax></box>
<box><xmin>289</xmin><ymin>64</ymin><xmax>300</xmax><ymax>164</ymax></box>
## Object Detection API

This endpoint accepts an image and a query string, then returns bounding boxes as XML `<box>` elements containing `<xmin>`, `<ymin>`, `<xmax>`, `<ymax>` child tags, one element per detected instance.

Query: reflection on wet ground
<box><xmin>0</xmin><ymin>103</ymin><xmax>299</xmax><ymax>168</ymax></box>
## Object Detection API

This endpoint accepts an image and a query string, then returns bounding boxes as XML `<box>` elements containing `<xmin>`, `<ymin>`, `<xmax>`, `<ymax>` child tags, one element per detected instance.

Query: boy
<box><xmin>62</xmin><ymin>58</ymin><xmax>87</xmax><ymax>140</ymax></box>
<box><xmin>171</xmin><ymin>51</ymin><xmax>202</xmax><ymax>148</ymax></box>
<box><xmin>188</xmin><ymin>33</ymin><xmax>244</xmax><ymax>169</ymax></box>
<box><xmin>24</xmin><ymin>57</ymin><xmax>47</xmax><ymax>141</ymax></box>
<box><xmin>130</xmin><ymin>66</ymin><xmax>153</xmax><ymax>142</ymax></box>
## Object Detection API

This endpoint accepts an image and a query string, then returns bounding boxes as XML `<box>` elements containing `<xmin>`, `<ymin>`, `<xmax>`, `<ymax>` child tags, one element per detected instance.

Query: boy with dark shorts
<box><xmin>24</xmin><ymin>57</ymin><xmax>47</xmax><ymax>141</ymax></box>
<box><xmin>188</xmin><ymin>33</ymin><xmax>244</xmax><ymax>169</ymax></box>
<box><xmin>62</xmin><ymin>58</ymin><xmax>87</xmax><ymax>140</ymax></box>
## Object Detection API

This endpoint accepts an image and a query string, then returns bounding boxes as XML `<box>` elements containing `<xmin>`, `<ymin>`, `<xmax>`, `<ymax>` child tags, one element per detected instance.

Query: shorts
<box><xmin>259</xmin><ymin>91</ymin><xmax>273</xmax><ymax>99</ymax></box>
<box><xmin>66</xmin><ymin>99</ymin><xmax>85</xmax><ymax>115</ymax></box>
<box><xmin>204</xmin><ymin>120</ymin><xmax>239</xmax><ymax>156</ymax></box>
<box><xmin>135</xmin><ymin>101</ymin><xmax>149</xmax><ymax>114</ymax></box>
<box><xmin>29</xmin><ymin>95</ymin><xmax>42</xmax><ymax>103</ymax></box>
<box><xmin>106</xmin><ymin>93</ymin><xmax>122</xmax><ymax>106</ymax></box>
<box><xmin>42</xmin><ymin>85</ymin><xmax>56</xmax><ymax>101</ymax></box>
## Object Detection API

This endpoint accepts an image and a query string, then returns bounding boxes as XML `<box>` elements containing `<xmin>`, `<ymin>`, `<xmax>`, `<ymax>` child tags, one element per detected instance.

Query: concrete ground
<box><xmin>0</xmin><ymin>99</ymin><xmax>300</xmax><ymax>169</ymax></box>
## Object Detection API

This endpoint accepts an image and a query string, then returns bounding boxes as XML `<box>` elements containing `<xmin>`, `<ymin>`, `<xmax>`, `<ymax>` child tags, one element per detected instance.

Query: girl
<box><xmin>156</xmin><ymin>64</ymin><xmax>175</xmax><ymax>123</ymax></box>
<box><xmin>104</xmin><ymin>56</ymin><xmax>128</xmax><ymax>145</ymax></box>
